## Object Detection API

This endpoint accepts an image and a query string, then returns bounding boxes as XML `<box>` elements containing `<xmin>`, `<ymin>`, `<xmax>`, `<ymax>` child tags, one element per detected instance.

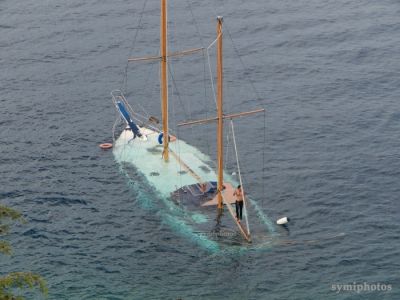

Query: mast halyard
<box><xmin>161</xmin><ymin>0</ymin><xmax>169</xmax><ymax>161</ymax></box>
<box><xmin>216</xmin><ymin>16</ymin><xmax>224</xmax><ymax>209</ymax></box>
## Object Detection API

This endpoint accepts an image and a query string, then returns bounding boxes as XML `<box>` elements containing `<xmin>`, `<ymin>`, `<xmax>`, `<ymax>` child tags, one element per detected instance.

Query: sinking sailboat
<box><xmin>111</xmin><ymin>1</ymin><xmax>274</xmax><ymax>249</ymax></box>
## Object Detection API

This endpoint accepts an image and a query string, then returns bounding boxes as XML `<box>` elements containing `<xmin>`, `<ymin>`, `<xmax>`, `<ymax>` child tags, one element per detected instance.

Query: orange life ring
<box><xmin>99</xmin><ymin>143</ymin><xmax>113</xmax><ymax>150</ymax></box>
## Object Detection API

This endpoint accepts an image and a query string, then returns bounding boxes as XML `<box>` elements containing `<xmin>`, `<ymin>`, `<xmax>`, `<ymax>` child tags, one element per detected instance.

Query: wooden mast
<box><xmin>216</xmin><ymin>16</ymin><xmax>223</xmax><ymax>209</ymax></box>
<box><xmin>161</xmin><ymin>0</ymin><xmax>169</xmax><ymax>161</ymax></box>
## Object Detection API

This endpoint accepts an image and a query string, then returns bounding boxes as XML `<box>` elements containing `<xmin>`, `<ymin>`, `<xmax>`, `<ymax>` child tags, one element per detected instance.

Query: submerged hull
<box><xmin>114</xmin><ymin>127</ymin><xmax>222</xmax><ymax>197</ymax></box>
<box><xmin>113</xmin><ymin>126</ymin><xmax>238</xmax><ymax>250</ymax></box>
<box><xmin>113</xmin><ymin>126</ymin><xmax>276</xmax><ymax>251</ymax></box>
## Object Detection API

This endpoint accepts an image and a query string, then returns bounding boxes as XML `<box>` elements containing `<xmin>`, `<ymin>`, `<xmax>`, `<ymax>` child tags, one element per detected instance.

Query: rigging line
<box><xmin>206</xmin><ymin>49</ymin><xmax>217</xmax><ymax>108</ymax></box>
<box><xmin>168</xmin><ymin>62</ymin><xmax>190</xmax><ymax>121</ymax></box>
<box><xmin>202</xmin><ymin>44</ymin><xmax>211</xmax><ymax>158</ymax></box>
<box><xmin>224</xmin><ymin>23</ymin><xmax>262</xmax><ymax>102</ymax></box>
<box><xmin>169</xmin><ymin>5</ymin><xmax>197</xmax><ymax>150</ymax></box>
<box><xmin>171</xmin><ymin>0</ymin><xmax>178</xmax><ymax>54</ymax></box>
<box><xmin>136</xmin><ymin>60</ymin><xmax>158</xmax><ymax>119</ymax></box>
<box><xmin>184</xmin><ymin>0</ymin><xmax>205</xmax><ymax>47</ymax></box>
<box><xmin>122</xmin><ymin>0</ymin><xmax>149</xmax><ymax>92</ymax></box>
<box><xmin>230</xmin><ymin>119</ymin><xmax>250</xmax><ymax>235</ymax></box>
<box><xmin>207</xmin><ymin>33</ymin><xmax>222</xmax><ymax>50</ymax></box>
<box><xmin>176</xmin><ymin>126</ymin><xmax>184</xmax><ymax>191</ymax></box>
<box><xmin>206</xmin><ymin>33</ymin><xmax>222</xmax><ymax>106</ymax></box>
<box><xmin>168</xmin><ymin>41</ymin><xmax>184</xmax><ymax>196</ymax></box>
<box><xmin>169</xmin><ymin>63</ymin><xmax>186</xmax><ymax>142</ymax></box>
<box><xmin>169</xmin><ymin>68</ymin><xmax>183</xmax><ymax>191</ymax></box>
<box><xmin>204</xmin><ymin>33</ymin><xmax>222</xmax><ymax>166</ymax></box>
<box><xmin>262</xmin><ymin>110</ymin><xmax>267</xmax><ymax>207</ymax></box>
<box><xmin>169</xmin><ymin>60</ymin><xmax>176</xmax><ymax>132</ymax></box>
<box><xmin>112</xmin><ymin>114</ymin><xmax>122</xmax><ymax>144</ymax></box>
<box><xmin>168</xmin><ymin>58</ymin><xmax>195</xmax><ymax>143</ymax></box>
<box><xmin>225</xmin><ymin>123</ymin><xmax>231</xmax><ymax>170</ymax></box>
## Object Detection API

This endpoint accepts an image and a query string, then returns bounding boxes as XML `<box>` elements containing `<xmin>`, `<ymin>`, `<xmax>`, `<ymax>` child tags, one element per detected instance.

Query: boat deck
<box><xmin>114</xmin><ymin>126</ymin><xmax>251</xmax><ymax>242</ymax></box>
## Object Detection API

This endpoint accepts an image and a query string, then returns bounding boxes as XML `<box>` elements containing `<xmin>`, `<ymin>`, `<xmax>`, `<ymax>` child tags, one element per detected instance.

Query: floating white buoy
<box><xmin>276</xmin><ymin>217</ymin><xmax>290</xmax><ymax>225</ymax></box>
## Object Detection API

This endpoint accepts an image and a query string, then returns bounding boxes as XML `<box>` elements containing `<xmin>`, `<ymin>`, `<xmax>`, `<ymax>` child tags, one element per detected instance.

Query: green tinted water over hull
<box><xmin>113</xmin><ymin>128</ymin><xmax>276</xmax><ymax>251</ymax></box>
<box><xmin>113</xmin><ymin>128</ymin><xmax>225</xmax><ymax>251</ymax></box>
<box><xmin>113</xmin><ymin>128</ymin><xmax>227</xmax><ymax>196</ymax></box>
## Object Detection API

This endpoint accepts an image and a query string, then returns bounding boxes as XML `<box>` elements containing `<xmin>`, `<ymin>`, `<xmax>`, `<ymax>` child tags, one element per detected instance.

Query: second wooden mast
<box><xmin>177</xmin><ymin>16</ymin><xmax>264</xmax><ymax>222</ymax></box>
<box><xmin>216</xmin><ymin>16</ymin><xmax>224</xmax><ymax>209</ymax></box>
<box><xmin>161</xmin><ymin>0</ymin><xmax>169</xmax><ymax>162</ymax></box>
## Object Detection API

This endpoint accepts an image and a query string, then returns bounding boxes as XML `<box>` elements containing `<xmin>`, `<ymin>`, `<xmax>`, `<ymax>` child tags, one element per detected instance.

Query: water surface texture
<box><xmin>1</xmin><ymin>0</ymin><xmax>399</xmax><ymax>299</ymax></box>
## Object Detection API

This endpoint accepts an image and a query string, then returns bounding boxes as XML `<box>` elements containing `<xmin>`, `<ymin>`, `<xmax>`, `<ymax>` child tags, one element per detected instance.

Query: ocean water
<box><xmin>1</xmin><ymin>0</ymin><xmax>400</xmax><ymax>299</ymax></box>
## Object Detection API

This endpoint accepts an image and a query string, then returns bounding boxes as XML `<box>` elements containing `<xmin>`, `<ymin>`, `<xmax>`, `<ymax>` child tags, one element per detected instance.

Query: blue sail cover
<box><xmin>116</xmin><ymin>101</ymin><xmax>142</xmax><ymax>138</ymax></box>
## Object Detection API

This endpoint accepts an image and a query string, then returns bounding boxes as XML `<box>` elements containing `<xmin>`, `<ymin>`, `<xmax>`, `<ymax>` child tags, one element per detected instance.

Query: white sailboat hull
<box><xmin>113</xmin><ymin>126</ymin><xmax>244</xmax><ymax>250</ymax></box>
<box><xmin>113</xmin><ymin>127</ymin><xmax>223</xmax><ymax>197</ymax></box>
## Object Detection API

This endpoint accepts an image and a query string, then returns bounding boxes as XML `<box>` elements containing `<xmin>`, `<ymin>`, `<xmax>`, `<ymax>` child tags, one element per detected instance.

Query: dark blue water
<box><xmin>1</xmin><ymin>0</ymin><xmax>399</xmax><ymax>299</ymax></box>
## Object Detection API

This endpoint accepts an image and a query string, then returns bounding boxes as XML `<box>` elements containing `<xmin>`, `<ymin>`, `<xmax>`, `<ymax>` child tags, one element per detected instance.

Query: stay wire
<box><xmin>224</xmin><ymin>23</ymin><xmax>262</xmax><ymax>102</ymax></box>
<box><xmin>168</xmin><ymin>62</ymin><xmax>190</xmax><ymax>121</ymax></box>
<box><xmin>262</xmin><ymin>110</ymin><xmax>267</xmax><ymax>207</ymax></box>
<box><xmin>121</xmin><ymin>0</ymin><xmax>149</xmax><ymax>92</ymax></box>
<box><xmin>185</xmin><ymin>0</ymin><xmax>212</xmax><ymax>158</ymax></box>
<box><xmin>202</xmin><ymin>48</ymin><xmax>212</xmax><ymax>158</ymax></box>
<box><xmin>184</xmin><ymin>0</ymin><xmax>205</xmax><ymax>47</ymax></box>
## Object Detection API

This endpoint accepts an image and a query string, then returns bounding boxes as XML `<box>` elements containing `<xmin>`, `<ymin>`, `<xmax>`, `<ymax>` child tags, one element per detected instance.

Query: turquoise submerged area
<box><xmin>1</xmin><ymin>0</ymin><xmax>400</xmax><ymax>299</ymax></box>
<box><xmin>114</xmin><ymin>127</ymin><xmax>220</xmax><ymax>197</ymax></box>
<box><xmin>113</xmin><ymin>126</ymin><xmax>276</xmax><ymax>252</ymax></box>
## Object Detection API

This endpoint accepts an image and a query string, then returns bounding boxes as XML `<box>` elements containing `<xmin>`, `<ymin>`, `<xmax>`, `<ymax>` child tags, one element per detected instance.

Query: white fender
<box><xmin>276</xmin><ymin>217</ymin><xmax>289</xmax><ymax>225</ymax></box>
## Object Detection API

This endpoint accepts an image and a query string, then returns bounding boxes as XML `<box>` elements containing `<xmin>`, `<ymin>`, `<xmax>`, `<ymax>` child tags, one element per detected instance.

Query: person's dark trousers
<box><xmin>235</xmin><ymin>201</ymin><xmax>243</xmax><ymax>220</ymax></box>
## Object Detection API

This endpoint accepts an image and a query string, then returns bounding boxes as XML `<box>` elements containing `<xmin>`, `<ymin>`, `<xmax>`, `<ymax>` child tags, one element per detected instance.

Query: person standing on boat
<box><xmin>233</xmin><ymin>185</ymin><xmax>244</xmax><ymax>222</ymax></box>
